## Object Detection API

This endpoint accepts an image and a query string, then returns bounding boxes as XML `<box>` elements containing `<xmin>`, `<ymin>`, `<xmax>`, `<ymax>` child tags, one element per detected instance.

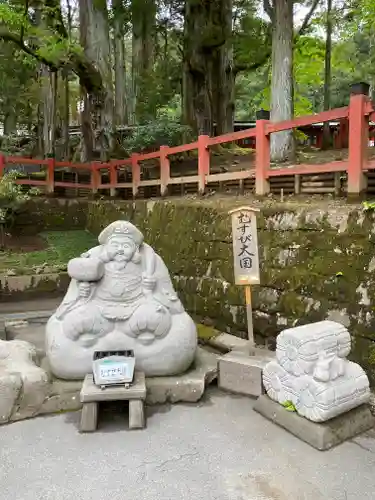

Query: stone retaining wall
<box><xmin>0</xmin><ymin>273</ymin><xmax>69</xmax><ymax>302</ymax></box>
<box><xmin>4</xmin><ymin>197</ymin><xmax>375</xmax><ymax>383</ymax></box>
<box><xmin>87</xmin><ymin>200</ymin><xmax>375</xmax><ymax>383</ymax></box>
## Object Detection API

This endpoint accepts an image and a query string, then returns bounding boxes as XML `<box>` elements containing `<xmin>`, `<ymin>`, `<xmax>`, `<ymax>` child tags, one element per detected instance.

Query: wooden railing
<box><xmin>0</xmin><ymin>92</ymin><xmax>374</xmax><ymax>198</ymax></box>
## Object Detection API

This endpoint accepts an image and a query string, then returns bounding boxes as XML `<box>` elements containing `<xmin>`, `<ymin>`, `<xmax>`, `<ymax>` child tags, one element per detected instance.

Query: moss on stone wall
<box><xmin>0</xmin><ymin>273</ymin><xmax>70</xmax><ymax>302</ymax></box>
<box><xmin>14</xmin><ymin>199</ymin><xmax>88</xmax><ymax>234</ymax></box>
<box><xmin>87</xmin><ymin>200</ymin><xmax>375</xmax><ymax>383</ymax></box>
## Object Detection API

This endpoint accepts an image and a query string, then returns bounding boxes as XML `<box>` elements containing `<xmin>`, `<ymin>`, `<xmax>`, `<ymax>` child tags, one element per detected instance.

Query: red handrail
<box><xmin>0</xmin><ymin>93</ymin><xmax>372</xmax><ymax>197</ymax></box>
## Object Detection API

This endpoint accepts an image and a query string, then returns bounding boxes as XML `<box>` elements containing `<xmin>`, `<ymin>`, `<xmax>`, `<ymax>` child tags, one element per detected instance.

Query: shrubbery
<box><xmin>122</xmin><ymin>120</ymin><xmax>194</xmax><ymax>155</ymax></box>
<box><xmin>0</xmin><ymin>171</ymin><xmax>39</xmax><ymax>248</ymax></box>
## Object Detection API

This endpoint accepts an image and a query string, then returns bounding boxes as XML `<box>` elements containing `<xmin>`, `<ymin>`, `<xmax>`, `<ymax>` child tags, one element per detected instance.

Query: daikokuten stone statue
<box><xmin>45</xmin><ymin>221</ymin><xmax>197</xmax><ymax>379</ymax></box>
<box><xmin>262</xmin><ymin>321</ymin><xmax>370</xmax><ymax>422</ymax></box>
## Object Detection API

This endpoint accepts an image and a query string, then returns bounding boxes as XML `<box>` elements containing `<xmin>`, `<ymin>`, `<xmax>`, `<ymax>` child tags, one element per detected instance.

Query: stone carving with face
<box><xmin>45</xmin><ymin>220</ymin><xmax>197</xmax><ymax>379</ymax></box>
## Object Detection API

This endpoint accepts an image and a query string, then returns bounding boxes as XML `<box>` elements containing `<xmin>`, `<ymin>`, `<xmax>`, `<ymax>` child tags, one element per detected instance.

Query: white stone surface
<box><xmin>0</xmin><ymin>340</ymin><xmax>49</xmax><ymax>423</ymax></box>
<box><xmin>45</xmin><ymin>220</ymin><xmax>197</xmax><ymax>379</ymax></box>
<box><xmin>262</xmin><ymin>321</ymin><xmax>370</xmax><ymax>422</ymax></box>
<box><xmin>218</xmin><ymin>351</ymin><xmax>273</xmax><ymax>397</ymax></box>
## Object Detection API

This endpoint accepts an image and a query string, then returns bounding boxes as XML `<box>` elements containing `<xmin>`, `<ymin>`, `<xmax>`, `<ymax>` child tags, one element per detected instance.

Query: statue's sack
<box><xmin>276</xmin><ymin>320</ymin><xmax>351</xmax><ymax>377</ymax></box>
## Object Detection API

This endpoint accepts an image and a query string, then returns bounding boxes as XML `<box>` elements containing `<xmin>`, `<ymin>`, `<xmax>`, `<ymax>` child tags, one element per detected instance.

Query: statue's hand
<box><xmin>79</xmin><ymin>282</ymin><xmax>91</xmax><ymax>298</ymax></box>
<box><xmin>142</xmin><ymin>273</ymin><xmax>156</xmax><ymax>292</ymax></box>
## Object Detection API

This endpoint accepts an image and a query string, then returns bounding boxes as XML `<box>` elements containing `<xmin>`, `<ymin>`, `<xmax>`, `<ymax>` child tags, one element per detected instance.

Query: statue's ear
<box><xmin>132</xmin><ymin>248</ymin><xmax>142</xmax><ymax>264</ymax></box>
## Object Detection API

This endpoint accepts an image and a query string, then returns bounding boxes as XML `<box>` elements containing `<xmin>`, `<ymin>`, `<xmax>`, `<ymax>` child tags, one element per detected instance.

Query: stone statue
<box><xmin>45</xmin><ymin>220</ymin><xmax>197</xmax><ymax>379</ymax></box>
<box><xmin>262</xmin><ymin>321</ymin><xmax>370</xmax><ymax>422</ymax></box>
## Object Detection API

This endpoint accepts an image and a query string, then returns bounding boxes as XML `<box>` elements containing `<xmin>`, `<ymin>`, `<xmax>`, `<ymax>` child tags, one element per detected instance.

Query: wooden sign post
<box><xmin>228</xmin><ymin>206</ymin><xmax>260</xmax><ymax>345</ymax></box>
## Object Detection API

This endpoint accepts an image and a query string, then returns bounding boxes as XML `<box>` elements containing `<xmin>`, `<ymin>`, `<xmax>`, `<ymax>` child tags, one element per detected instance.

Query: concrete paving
<box><xmin>0</xmin><ymin>388</ymin><xmax>375</xmax><ymax>500</ymax></box>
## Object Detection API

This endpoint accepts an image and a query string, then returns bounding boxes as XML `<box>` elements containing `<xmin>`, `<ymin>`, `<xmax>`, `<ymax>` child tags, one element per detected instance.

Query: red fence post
<box><xmin>160</xmin><ymin>145</ymin><xmax>170</xmax><ymax>196</ymax></box>
<box><xmin>348</xmin><ymin>93</ymin><xmax>368</xmax><ymax>197</ymax></box>
<box><xmin>255</xmin><ymin>119</ymin><xmax>270</xmax><ymax>196</ymax></box>
<box><xmin>131</xmin><ymin>153</ymin><xmax>140</xmax><ymax>198</ymax></box>
<box><xmin>47</xmin><ymin>158</ymin><xmax>55</xmax><ymax>194</ymax></box>
<box><xmin>198</xmin><ymin>135</ymin><xmax>210</xmax><ymax>194</ymax></box>
<box><xmin>337</xmin><ymin>118</ymin><xmax>348</xmax><ymax>149</ymax></box>
<box><xmin>109</xmin><ymin>161</ymin><xmax>117</xmax><ymax>197</ymax></box>
<box><xmin>0</xmin><ymin>154</ymin><xmax>5</xmax><ymax>178</ymax></box>
<box><xmin>91</xmin><ymin>164</ymin><xmax>100</xmax><ymax>194</ymax></box>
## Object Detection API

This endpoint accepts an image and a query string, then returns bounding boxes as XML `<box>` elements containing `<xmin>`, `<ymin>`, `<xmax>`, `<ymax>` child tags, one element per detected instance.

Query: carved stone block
<box><xmin>262</xmin><ymin>321</ymin><xmax>370</xmax><ymax>422</ymax></box>
<box><xmin>218</xmin><ymin>351</ymin><xmax>273</xmax><ymax>397</ymax></box>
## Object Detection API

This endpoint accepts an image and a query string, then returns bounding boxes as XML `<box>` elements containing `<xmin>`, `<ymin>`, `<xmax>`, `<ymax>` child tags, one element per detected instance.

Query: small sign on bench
<box><xmin>92</xmin><ymin>350</ymin><xmax>136</xmax><ymax>387</ymax></box>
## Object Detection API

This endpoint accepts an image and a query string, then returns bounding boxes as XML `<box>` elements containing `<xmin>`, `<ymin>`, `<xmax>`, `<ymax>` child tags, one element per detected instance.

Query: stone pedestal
<box><xmin>79</xmin><ymin>372</ymin><xmax>147</xmax><ymax>432</ymax></box>
<box><xmin>218</xmin><ymin>351</ymin><xmax>274</xmax><ymax>397</ymax></box>
<box><xmin>254</xmin><ymin>395</ymin><xmax>375</xmax><ymax>450</ymax></box>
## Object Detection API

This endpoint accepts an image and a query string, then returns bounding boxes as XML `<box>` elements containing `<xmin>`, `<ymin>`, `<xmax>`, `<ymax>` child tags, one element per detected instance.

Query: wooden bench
<box><xmin>79</xmin><ymin>372</ymin><xmax>146</xmax><ymax>432</ymax></box>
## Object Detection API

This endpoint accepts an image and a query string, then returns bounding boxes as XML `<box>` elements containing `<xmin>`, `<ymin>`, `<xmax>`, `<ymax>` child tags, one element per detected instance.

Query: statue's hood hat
<box><xmin>98</xmin><ymin>220</ymin><xmax>144</xmax><ymax>246</ymax></box>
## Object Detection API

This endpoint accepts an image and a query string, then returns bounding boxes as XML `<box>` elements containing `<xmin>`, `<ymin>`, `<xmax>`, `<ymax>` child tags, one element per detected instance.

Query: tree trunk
<box><xmin>131</xmin><ymin>0</ymin><xmax>156</xmax><ymax>123</ymax></box>
<box><xmin>79</xmin><ymin>0</ymin><xmax>114</xmax><ymax>160</ymax></box>
<box><xmin>63</xmin><ymin>72</ymin><xmax>70</xmax><ymax>159</ymax></box>
<box><xmin>212</xmin><ymin>0</ymin><xmax>234</xmax><ymax>136</ymax></box>
<box><xmin>182</xmin><ymin>58</ymin><xmax>195</xmax><ymax>136</ymax></box>
<box><xmin>63</xmin><ymin>0</ymin><xmax>72</xmax><ymax>159</ymax></box>
<box><xmin>270</xmin><ymin>0</ymin><xmax>294</xmax><ymax>162</ymax></box>
<box><xmin>3</xmin><ymin>107</ymin><xmax>16</xmax><ymax>135</ymax></box>
<box><xmin>113</xmin><ymin>0</ymin><xmax>128</xmax><ymax>127</ymax></box>
<box><xmin>183</xmin><ymin>0</ymin><xmax>233</xmax><ymax>137</ymax></box>
<box><xmin>41</xmin><ymin>66</ymin><xmax>57</xmax><ymax>157</ymax></box>
<box><xmin>322</xmin><ymin>0</ymin><xmax>332</xmax><ymax>149</ymax></box>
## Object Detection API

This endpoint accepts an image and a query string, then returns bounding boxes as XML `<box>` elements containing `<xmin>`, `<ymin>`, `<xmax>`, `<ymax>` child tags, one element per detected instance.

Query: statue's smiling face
<box><xmin>106</xmin><ymin>235</ymin><xmax>136</xmax><ymax>262</ymax></box>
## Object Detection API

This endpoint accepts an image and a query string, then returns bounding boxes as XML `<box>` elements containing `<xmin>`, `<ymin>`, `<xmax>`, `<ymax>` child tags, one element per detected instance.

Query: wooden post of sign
<box><xmin>228</xmin><ymin>206</ymin><xmax>261</xmax><ymax>346</ymax></box>
<box><xmin>244</xmin><ymin>284</ymin><xmax>253</xmax><ymax>344</ymax></box>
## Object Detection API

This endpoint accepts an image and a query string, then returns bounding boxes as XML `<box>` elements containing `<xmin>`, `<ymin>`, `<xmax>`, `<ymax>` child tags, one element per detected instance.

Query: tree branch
<box><xmin>298</xmin><ymin>0</ymin><xmax>321</xmax><ymax>36</ymax></box>
<box><xmin>0</xmin><ymin>28</ymin><xmax>59</xmax><ymax>70</ymax></box>
<box><xmin>263</xmin><ymin>0</ymin><xmax>274</xmax><ymax>22</ymax></box>
<box><xmin>234</xmin><ymin>48</ymin><xmax>271</xmax><ymax>76</ymax></box>
<box><xmin>0</xmin><ymin>27</ymin><xmax>104</xmax><ymax>95</ymax></box>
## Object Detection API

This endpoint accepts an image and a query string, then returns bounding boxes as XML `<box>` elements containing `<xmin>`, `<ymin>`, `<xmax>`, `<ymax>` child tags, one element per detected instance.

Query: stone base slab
<box><xmin>146</xmin><ymin>348</ymin><xmax>218</xmax><ymax>404</ymax></box>
<box><xmin>0</xmin><ymin>344</ymin><xmax>218</xmax><ymax>426</ymax></box>
<box><xmin>254</xmin><ymin>395</ymin><xmax>375</xmax><ymax>451</ymax></box>
<box><xmin>218</xmin><ymin>351</ymin><xmax>274</xmax><ymax>397</ymax></box>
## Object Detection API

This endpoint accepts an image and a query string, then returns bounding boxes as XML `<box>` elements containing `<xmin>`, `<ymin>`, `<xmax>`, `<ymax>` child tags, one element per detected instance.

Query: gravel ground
<box><xmin>1</xmin><ymin>388</ymin><xmax>375</xmax><ymax>500</ymax></box>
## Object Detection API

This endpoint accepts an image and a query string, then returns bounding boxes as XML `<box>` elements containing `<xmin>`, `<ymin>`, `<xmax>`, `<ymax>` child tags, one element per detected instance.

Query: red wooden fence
<box><xmin>0</xmin><ymin>91</ymin><xmax>374</xmax><ymax>198</ymax></box>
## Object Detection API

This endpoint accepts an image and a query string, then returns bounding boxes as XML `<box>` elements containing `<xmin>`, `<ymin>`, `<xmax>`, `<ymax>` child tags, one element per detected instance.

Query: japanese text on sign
<box><xmin>229</xmin><ymin>206</ymin><xmax>260</xmax><ymax>285</ymax></box>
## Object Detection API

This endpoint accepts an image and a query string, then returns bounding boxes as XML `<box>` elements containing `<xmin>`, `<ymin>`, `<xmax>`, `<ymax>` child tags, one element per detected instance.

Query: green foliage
<box><xmin>0</xmin><ymin>172</ymin><xmax>29</xmax><ymax>221</ymax></box>
<box><xmin>0</xmin><ymin>42</ymin><xmax>38</xmax><ymax>131</ymax></box>
<box><xmin>363</xmin><ymin>201</ymin><xmax>375</xmax><ymax>212</ymax></box>
<box><xmin>36</xmin><ymin>38</ymin><xmax>83</xmax><ymax>66</ymax></box>
<box><xmin>0</xmin><ymin>3</ymin><xmax>26</xmax><ymax>28</ymax></box>
<box><xmin>281</xmin><ymin>400</ymin><xmax>297</xmax><ymax>412</ymax></box>
<box><xmin>122</xmin><ymin>120</ymin><xmax>194</xmax><ymax>154</ymax></box>
<box><xmin>0</xmin><ymin>171</ymin><xmax>39</xmax><ymax>227</ymax></box>
<box><xmin>235</xmin><ymin>68</ymin><xmax>269</xmax><ymax>120</ymax></box>
<box><xmin>294</xmin><ymin>36</ymin><xmax>325</xmax><ymax>115</ymax></box>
